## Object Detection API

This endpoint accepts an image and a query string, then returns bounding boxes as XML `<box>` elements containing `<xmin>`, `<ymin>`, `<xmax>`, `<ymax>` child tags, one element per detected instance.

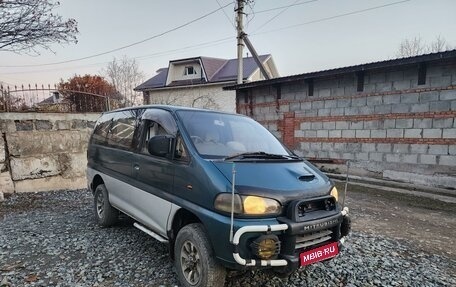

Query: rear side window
<box><xmin>107</xmin><ymin>114</ymin><xmax>136</xmax><ymax>150</ymax></box>
<box><xmin>91</xmin><ymin>113</ymin><xmax>113</xmax><ymax>145</ymax></box>
<box><xmin>91</xmin><ymin>109</ymin><xmax>143</xmax><ymax>151</ymax></box>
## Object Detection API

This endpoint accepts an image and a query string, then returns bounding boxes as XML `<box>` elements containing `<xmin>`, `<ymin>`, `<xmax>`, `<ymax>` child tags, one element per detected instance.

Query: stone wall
<box><xmin>236</xmin><ymin>58</ymin><xmax>456</xmax><ymax>189</ymax></box>
<box><xmin>0</xmin><ymin>113</ymin><xmax>99</xmax><ymax>198</ymax></box>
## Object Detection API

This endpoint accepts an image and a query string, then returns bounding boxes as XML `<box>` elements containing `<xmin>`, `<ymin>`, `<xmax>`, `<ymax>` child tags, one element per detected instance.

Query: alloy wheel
<box><xmin>180</xmin><ymin>240</ymin><xmax>202</xmax><ymax>285</ymax></box>
<box><xmin>96</xmin><ymin>192</ymin><xmax>104</xmax><ymax>218</ymax></box>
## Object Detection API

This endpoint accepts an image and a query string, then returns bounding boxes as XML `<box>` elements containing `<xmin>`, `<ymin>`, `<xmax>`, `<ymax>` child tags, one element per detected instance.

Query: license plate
<box><xmin>300</xmin><ymin>242</ymin><xmax>339</xmax><ymax>266</ymax></box>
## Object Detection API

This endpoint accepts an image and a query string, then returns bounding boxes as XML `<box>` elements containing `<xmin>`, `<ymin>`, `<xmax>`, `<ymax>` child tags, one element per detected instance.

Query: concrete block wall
<box><xmin>237</xmin><ymin>60</ymin><xmax>456</xmax><ymax>189</ymax></box>
<box><xmin>0</xmin><ymin>113</ymin><xmax>99</xmax><ymax>197</ymax></box>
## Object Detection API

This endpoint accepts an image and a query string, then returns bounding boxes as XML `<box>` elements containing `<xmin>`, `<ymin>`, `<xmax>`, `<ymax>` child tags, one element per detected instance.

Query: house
<box><xmin>38</xmin><ymin>91</ymin><xmax>62</xmax><ymax>105</ymax></box>
<box><xmin>134</xmin><ymin>55</ymin><xmax>279</xmax><ymax>112</ymax></box>
<box><xmin>224</xmin><ymin>50</ymin><xmax>456</xmax><ymax>189</ymax></box>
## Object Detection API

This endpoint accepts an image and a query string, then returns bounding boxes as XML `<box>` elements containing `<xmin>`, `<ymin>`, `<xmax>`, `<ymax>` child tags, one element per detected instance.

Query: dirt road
<box><xmin>1</xmin><ymin>185</ymin><xmax>455</xmax><ymax>286</ymax></box>
<box><xmin>338</xmin><ymin>181</ymin><xmax>456</xmax><ymax>261</ymax></box>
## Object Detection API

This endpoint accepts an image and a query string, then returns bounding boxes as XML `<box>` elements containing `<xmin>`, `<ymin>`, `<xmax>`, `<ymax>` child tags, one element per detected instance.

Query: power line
<box><xmin>254</xmin><ymin>0</ymin><xmax>412</xmax><ymax>35</ymax></box>
<box><xmin>245</xmin><ymin>0</ymin><xmax>256</xmax><ymax>30</ymax></box>
<box><xmin>216</xmin><ymin>0</ymin><xmax>236</xmax><ymax>28</ymax></box>
<box><xmin>0</xmin><ymin>1</ymin><xmax>234</xmax><ymax>68</ymax></box>
<box><xmin>254</xmin><ymin>0</ymin><xmax>319</xmax><ymax>14</ymax></box>
<box><xmin>254</xmin><ymin>0</ymin><xmax>315</xmax><ymax>32</ymax></box>
<box><xmin>0</xmin><ymin>37</ymin><xmax>235</xmax><ymax>75</ymax></box>
<box><xmin>134</xmin><ymin>37</ymin><xmax>233</xmax><ymax>61</ymax></box>
<box><xmin>0</xmin><ymin>0</ymin><xmax>412</xmax><ymax>75</ymax></box>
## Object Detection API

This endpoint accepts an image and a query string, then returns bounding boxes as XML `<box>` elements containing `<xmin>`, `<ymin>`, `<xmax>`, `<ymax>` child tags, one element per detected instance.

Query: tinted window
<box><xmin>107</xmin><ymin>113</ymin><xmax>136</xmax><ymax>150</ymax></box>
<box><xmin>140</xmin><ymin>109</ymin><xmax>178</xmax><ymax>155</ymax></box>
<box><xmin>175</xmin><ymin>135</ymin><xmax>189</xmax><ymax>162</ymax></box>
<box><xmin>92</xmin><ymin>109</ymin><xmax>143</xmax><ymax>151</ymax></box>
<box><xmin>141</xmin><ymin>120</ymin><xmax>171</xmax><ymax>154</ymax></box>
<box><xmin>91</xmin><ymin>113</ymin><xmax>113</xmax><ymax>145</ymax></box>
<box><xmin>142</xmin><ymin>109</ymin><xmax>178</xmax><ymax>135</ymax></box>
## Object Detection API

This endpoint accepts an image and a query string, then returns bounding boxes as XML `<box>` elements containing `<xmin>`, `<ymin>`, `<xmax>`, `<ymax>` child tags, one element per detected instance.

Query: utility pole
<box><xmin>243</xmin><ymin>35</ymin><xmax>271</xmax><ymax>80</ymax></box>
<box><xmin>236</xmin><ymin>0</ymin><xmax>245</xmax><ymax>84</ymax></box>
<box><xmin>235</xmin><ymin>0</ymin><xmax>271</xmax><ymax>83</ymax></box>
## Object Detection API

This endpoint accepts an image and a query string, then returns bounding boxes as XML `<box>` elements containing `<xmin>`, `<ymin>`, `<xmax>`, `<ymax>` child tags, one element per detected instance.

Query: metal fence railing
<box><xmin>0</xmin><ymin>84</ymin><xmax>123</xmax><ymax>113</ymax></box>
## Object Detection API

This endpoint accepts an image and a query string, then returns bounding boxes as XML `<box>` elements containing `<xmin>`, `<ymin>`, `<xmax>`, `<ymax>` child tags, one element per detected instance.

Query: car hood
<box><xmin>211</xmin><ymin>160</ymin><xmax>331</xmax><ymax>204</ymax></box>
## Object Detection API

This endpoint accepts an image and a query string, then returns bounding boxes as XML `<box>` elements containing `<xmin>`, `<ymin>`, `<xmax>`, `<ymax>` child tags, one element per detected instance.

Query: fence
<box><xmin>0</xmin><ymin>84</ymin><xmax>122</xmax><ymax>113</ymax></box>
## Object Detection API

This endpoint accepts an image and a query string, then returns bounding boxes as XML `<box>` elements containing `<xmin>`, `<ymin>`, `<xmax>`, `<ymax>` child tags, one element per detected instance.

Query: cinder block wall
<box><xmin>0</xmin><ymin>113</ymin><xmax>99</xmax><ymax>195</ymax></box>
<box><xmin>236</xmin><ymin>60</ymin><xmax>456</xmax><ymax>189</ymax></box>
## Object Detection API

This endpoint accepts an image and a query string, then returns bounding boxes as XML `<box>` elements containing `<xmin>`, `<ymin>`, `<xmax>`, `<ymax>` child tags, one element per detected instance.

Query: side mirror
<box><xmin>148</xmin><ymin>135</ymin><xmax>173</xmax><ymax>157</ymax></box>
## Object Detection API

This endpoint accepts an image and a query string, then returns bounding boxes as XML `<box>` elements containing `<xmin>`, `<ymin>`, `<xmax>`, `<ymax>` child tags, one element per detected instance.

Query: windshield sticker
<box><xmin>214</xmin><ymin>120</ymin><xmax>225</xmax><ymax>126</ymax></box>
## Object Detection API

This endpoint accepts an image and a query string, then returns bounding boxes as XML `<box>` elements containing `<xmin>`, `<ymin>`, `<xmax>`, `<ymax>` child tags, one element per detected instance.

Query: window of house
<box><xmin>184</xmin><ymin>66</ymin><xmax>197</xmax><ymax>76</ymax></box>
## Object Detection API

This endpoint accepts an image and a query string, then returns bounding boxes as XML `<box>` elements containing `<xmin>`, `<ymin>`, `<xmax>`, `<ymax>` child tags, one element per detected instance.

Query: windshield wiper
<box><xmin>224</xmin><ymin>152</ymin><xmax>300</xmax><ymax>161</ymax></box>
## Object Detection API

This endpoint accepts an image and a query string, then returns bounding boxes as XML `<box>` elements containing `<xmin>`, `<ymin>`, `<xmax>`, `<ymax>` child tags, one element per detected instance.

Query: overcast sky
<box><xmin>0</xmin><ymin>0</ymin><xmax>455</xmax><ymax>87</ymax></box>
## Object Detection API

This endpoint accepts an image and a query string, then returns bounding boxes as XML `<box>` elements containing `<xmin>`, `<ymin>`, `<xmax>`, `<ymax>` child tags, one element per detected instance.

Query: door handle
<box><xmin>134</xmin><ymin>164</ymin><xmax>140</xmax><ymax>171</ymax></box>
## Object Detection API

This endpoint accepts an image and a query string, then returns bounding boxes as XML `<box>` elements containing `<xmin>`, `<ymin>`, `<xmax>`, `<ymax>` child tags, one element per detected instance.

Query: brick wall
<box><xmin>236</xmin><ymin>60</ymin><xmax>456</xmax><ymax>189</ymax></box>
<box><xmin>0</xmin><ymin>113</ymin><xmax>99</xmax><ymax>197</ymax></box>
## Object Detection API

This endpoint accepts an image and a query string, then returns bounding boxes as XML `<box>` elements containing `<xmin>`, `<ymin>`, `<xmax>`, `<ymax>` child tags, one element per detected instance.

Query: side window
<box><xmin>91</xmin><ymin>114</ymin><xmax>113</xmax><ymax>145</ymax></box>
<box><xmin>106</xmin><ymin>110</ymin><xmax>137</xmax><ymax>151</ymax></box>
<box><xmin>141</xmin><ymin>120</ymin><xmax>168</xmax><ymax>154</ymax></box>
<box><xmin>140</xmin><ymin>108</ymin><xmax>180</xmax><ymax>157</ymax></box>
<box><xmin>175</xmin><ymin>135</ymin><xmax>189</xmax><ymax>162</ymax></box>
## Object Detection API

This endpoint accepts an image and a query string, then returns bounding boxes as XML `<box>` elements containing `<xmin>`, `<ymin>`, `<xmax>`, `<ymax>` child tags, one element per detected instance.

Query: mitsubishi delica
<box><xmin>87</xmin><ymin>105</ymin><xmax>351</xmax><ymax>287</ymax></box>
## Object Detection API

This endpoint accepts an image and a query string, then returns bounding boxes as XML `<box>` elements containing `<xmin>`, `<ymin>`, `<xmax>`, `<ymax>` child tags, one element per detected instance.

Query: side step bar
<box><xmin>133</xmin><ymin>222</ymin><xmax>168</xmax><ymax>243</ymax></box>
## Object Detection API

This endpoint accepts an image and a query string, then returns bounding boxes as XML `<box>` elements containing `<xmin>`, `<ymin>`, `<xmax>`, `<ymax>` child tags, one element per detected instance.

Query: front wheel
<box><xmin>174</xmin><ymin>223</ymin><xmax>226</xmax><ymax>287</ymax></box>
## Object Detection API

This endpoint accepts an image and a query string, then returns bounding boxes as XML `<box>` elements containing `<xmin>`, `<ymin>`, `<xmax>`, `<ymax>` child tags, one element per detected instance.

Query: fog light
<box><xmin>250</xmin><ymin>235</ymin><xmax>280</xmax><ymax>260</ymax></box>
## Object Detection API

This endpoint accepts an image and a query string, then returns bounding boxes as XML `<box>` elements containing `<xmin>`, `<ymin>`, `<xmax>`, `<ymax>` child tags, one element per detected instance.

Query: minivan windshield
<box><xmin>177</xmin><ymin>110</ymin><xmax>294</xmax><ymax>159</ymax></box>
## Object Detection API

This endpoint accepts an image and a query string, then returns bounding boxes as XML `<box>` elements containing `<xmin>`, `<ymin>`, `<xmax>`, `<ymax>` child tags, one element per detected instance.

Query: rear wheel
<box><xmin>174</xmin><ymin>223</ymin><xmax>226</xmax><ymax>287</ymax></box>
<box><xmin>94</xmin><ymin>184</ymin><xmax>119</xmax><ymax>227</ymax></box>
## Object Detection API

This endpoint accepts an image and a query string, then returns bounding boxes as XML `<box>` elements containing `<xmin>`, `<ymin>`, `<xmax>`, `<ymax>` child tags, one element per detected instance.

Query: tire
<box><xmin>94</xmin><ymin>184</ymin><xmax>119</xmax><ymax>227</ymax></box>
<box><xmin>174</xmin><ymin>223</ymin><xmax>226</xmax><ymax>287</ymax></box>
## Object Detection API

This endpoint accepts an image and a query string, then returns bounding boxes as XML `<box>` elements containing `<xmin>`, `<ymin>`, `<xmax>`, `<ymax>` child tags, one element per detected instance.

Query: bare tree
<box><xmin>147</xmin><ymin>93</ymin><xmax>180</xmax><ymax>106</ymax></box>
<box><xmin>397</xmin><ymin>35</ymin><xmax>454</xmax><ymax>57</ymax></box>
<box><xmin>103</xmin><ymin>56</ymin><xmax>145</xmax><ymax>106</ymax></box>
<box><xmin>192</xmin><ymin>95</ymin><xmax>219</xmax><ymax>110</ymax></box>
<box><xmin>0</xmin><ymin>0</ymin><xmax>78</xmax><ymax>54</ymax></box>
<box><xmin>145</xmin><ymin>89</ymin><xmax>220</xmax><ymax>110</ymax></box>
<box><xmin>428</xmin><ymin>35</ymin><xmax>452</xmax><ymax>53</ymax></box>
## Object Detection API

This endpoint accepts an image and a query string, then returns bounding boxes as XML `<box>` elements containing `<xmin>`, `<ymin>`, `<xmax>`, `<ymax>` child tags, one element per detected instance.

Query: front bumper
<box><xmin>231</xmin><ymin>207</ymin><xmax>350</xmax><ymax>269</ymax></box>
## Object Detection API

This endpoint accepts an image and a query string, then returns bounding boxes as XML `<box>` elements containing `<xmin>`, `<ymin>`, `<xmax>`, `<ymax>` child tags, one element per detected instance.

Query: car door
<box><xmin>130</xmin><ymin>109</ymin><xmax>177</xmax><ymax>236</ymax></box>
<box><xmin>99</xmin><ymin>110</ymin><xmax>138</xmax><ymax>207</ymax></box>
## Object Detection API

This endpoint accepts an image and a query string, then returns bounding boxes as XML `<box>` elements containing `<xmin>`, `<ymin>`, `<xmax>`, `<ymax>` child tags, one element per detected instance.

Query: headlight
<box><xmin>214</xmin><ymin>194</ymin><xmax>281</xmax><ymax>215</ymax></box>
<box><xmin>242</xmin><ymin>195</ymin><xmax>281</xmax><ymax>215</ymax></box>
<box><xmin>330</xmin><ymin>186</ymin><xmax>339</xmax><ymax>202</ymax></box>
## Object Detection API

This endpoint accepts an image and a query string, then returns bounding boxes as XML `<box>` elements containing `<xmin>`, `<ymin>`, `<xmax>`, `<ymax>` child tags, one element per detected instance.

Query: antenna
<box><xmin>342</xmin><ymin>160</ymin><xmax>350</xmax><ymax>208</ymax></box>
<box><xmin>229</xmin><ymin>162</ymin><xmax>236</xmax><ymax>242</ymax></box>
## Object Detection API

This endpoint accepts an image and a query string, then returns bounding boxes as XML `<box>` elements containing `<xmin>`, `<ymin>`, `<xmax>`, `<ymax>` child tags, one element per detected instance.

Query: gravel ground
<box><xmin>0</xmin><ymin>189</ymin><xmax>455</xmax><ymax>287</ymax></box>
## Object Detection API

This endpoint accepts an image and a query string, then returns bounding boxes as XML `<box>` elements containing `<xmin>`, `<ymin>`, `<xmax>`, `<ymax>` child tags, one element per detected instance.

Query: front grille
<box><xmin>295</xmin><ymin>229</ymin><xmax>333</xmax><ymax>249</ymax></box>
<box><xmin>283</xmin><ymin>196</ymin><xmax>339</xmax><ymax>223</ymax></box>
<box><xmin>297</xmin><ymin>198</ymin><xmax>336</xmax><ymax>217</ymax></box>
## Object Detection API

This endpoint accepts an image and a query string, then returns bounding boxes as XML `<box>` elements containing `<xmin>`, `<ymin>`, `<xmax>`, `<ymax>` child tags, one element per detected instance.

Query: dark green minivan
<box><xmin>87</xmin><ymin>105</ymin><xmax>350</xmax><ymax>287</ymax></box>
